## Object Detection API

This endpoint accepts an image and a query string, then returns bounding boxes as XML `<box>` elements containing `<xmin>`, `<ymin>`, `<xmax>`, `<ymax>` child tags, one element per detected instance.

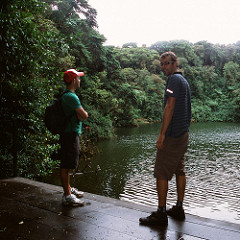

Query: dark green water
<box><xmin>44</xmin><ymin>122</ymin><xmax>240</xmax><ymax>224</ymax></box>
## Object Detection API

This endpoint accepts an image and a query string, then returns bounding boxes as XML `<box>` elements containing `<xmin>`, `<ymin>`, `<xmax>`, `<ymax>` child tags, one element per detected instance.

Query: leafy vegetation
<box><xmin>1</xmin><ymin>0</ymin><xmax>240</xmax><ymax>179</ymax></box>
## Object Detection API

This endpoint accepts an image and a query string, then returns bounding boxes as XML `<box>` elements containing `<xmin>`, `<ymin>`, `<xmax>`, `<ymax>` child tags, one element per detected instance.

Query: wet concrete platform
<box><xmin>0</xmin><ymin>177</ymin><xmax>239</xmax><ymax>240</ymax></box>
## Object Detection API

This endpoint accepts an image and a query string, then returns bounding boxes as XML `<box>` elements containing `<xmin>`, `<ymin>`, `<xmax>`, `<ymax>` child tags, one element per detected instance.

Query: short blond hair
<box><xmin>160</xmin><ymin>51</ymin><xmax>177</xmax><ymax>62</ymax></box>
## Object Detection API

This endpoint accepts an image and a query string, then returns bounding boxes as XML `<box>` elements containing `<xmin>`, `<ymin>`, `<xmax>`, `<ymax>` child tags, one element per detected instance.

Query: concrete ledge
<box><xmin>0</xmin><ymin>177</ymin><xmax>239</xmax><ymax>240</ymax></box>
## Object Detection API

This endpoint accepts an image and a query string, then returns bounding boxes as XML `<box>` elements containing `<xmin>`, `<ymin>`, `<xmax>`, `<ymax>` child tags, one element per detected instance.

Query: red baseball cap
<box><xmin>63</xmin><ymin>69</ymin><xmax>84</xmax><ymax>83</ymax></box>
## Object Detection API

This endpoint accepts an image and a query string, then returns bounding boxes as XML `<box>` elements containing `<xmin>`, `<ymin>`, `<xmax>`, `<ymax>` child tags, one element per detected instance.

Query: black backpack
<box><xmin>44</xmin><ymin>91</ymin><xmax>74</xmax><ymax>135</ymax></box>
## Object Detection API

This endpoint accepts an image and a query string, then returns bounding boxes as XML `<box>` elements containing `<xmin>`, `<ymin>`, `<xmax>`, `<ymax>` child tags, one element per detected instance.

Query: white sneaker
<box><xmin>62</xmin><ymin>194</ymin><xmax>84</xmax><ymax>207</ymax></box>
<box><xmin>71</xmin><ymin>187</ymin><xmax>84</xmax><ymax>198</ymax></box>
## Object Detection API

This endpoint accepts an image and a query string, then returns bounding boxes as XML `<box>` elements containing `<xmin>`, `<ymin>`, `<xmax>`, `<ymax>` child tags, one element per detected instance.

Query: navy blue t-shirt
<box><xmin>164</xmin><ymin>72</ymin><xmax>191</xmax><ymax>137</ymax></box>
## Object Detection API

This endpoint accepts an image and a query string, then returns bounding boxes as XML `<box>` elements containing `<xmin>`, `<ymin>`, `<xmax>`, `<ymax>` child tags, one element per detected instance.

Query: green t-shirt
<box><xmin>61</xmin><ymin>90</ymin><xmax>82</xmax><ymax>135</ymax></box>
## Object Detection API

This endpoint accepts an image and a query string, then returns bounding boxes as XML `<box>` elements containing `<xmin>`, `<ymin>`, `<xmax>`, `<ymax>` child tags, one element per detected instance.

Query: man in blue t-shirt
<box><xmin>60</xmin><ymin>69</ymin><xmax>88</xmax><ymax>207</ymax></box>
<box><xmin>140</xmin><ymin>52</ymin><xmax>191</xmax><ymax>226</ymax></box>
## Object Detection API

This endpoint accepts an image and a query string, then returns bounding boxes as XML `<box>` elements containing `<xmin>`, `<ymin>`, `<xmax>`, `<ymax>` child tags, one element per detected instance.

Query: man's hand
<box><xmin>156</xmin><ymin>134</ymin><xmax>165</xmax><ymax>150</ymax></box>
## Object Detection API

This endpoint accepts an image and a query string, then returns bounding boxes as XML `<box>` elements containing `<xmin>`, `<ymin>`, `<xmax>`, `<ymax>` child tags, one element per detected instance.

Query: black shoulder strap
<box><xmin>60</xmin><ymin>89</ymin><xmax>70</xmax><ymax>98</ymax></box>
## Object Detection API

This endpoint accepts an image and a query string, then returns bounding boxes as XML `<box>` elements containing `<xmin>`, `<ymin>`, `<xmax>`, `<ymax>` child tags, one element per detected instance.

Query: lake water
<box><xmin>45</xmin><ymin>122</ymin><xmax>240</xmax><ymax>224</ymax></box>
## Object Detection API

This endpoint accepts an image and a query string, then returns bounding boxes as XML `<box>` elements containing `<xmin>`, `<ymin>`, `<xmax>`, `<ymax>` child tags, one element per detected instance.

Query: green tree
<box><xmin>150</xmin><ymin>40</ymin><xmax>201</xmax><ymax>66</ymax></box>
<box><xmin>233</xmin><ymin>85</ymin><xmax>240</xmax><ymax>120</ymax></box>
<box><xmin>0</xmin><ymin>0</ymin><xmax>69</xmax><ymax>178</ymax></box>
<box><xmin>194</xmin><ymin>41</ymin><xmax>225</xmax><ymax>70</ymax></box>
<box><xmin>223</xmin><ymin>61</ymin><xmax>240</xmax><ymax>86</ymax></box>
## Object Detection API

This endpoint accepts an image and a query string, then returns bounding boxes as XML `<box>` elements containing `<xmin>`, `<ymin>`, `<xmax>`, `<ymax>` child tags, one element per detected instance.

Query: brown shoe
<box><xmin>167</xmin><ymin>206</ymin><xmax>185</xmax><ymax>221</ymax></box>
<box><xmin>139</xmin><ymin>211</ymin><xmax>168</xmax><ymax>226</ymax></box>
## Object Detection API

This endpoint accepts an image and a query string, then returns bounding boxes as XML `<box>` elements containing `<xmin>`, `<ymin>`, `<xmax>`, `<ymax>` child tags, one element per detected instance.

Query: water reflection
<box><xmin>183</xmin><ymin>123</ymin><xmax>240</xmax><ymax>223</ymax></box>
<box><xmin>47</xmin><ymin>122</ymin><xmax>240</xmax><ymax>224</ymax></box>
<box><xmin>119</xmin><ymin>122</ymin><xmax>240</xmax><ymax>224</ymax></box>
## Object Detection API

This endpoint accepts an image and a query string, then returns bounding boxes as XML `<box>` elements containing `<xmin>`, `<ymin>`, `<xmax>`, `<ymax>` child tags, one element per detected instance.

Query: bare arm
<box><xmin>75</xmin><ymin>107</ymin><xmax>88</xmax><ymax>121</ymax></box>
<box><xmin>156</xmin><ymin>96</ymin><xmax>176</xmax><ymax>149</ymax></box>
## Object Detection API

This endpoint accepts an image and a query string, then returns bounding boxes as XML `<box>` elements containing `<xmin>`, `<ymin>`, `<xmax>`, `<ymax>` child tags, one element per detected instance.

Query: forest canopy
<box><xmin>1</xmin><ymin>0</ymin><xmax>240</xmax><ymax>179</ymax></box>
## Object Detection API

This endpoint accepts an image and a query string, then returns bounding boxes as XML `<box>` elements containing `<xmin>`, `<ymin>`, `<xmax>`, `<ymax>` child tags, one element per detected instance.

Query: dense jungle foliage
<box><xmin>1</xmin><ymin>0</ymin><xmax>240</xmax><ymax>179</ymax></box>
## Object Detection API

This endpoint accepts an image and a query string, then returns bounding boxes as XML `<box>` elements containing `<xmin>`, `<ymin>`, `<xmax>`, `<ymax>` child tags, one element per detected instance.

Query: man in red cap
<box><xmin>60</xmin><ymin>69</ymin><xmax>88</xmax><ymax>206</ymax></box>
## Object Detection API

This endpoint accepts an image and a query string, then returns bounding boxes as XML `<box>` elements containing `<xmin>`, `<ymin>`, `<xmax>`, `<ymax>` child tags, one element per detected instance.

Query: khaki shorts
<box><xmin>154</xmin><ymin>132</ymin><xmax>189</xmax><ymax>180</ymax></box>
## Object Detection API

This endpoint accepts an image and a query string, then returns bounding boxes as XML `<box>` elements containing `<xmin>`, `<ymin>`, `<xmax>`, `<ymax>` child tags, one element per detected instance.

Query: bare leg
<box><xmin>176</xmin><ymin>175</ymin><xmax>186</xmax><ymax>202</ymax></box>
<box><xmin>60</xmin><ymin>168</ymin><xmax>71</xmax><ymax>196</ymax></box>
<box><xmin>156</xmin><ymin>179</ymin><xmax>168</xmax><ymax>207</ymax></box>
<box><xmin>139</xmin><ymin>178</ymin><xmax>168</xmax><ymax>226</ymax></box>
